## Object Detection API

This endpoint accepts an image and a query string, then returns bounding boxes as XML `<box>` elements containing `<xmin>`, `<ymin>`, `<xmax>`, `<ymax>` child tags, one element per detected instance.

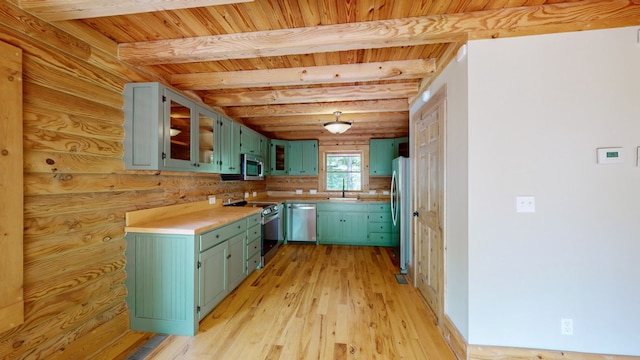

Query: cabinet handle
<box><xmin>227</xmin><ymin>254</ymin><xmax>232</xmax><ymax>259</ymax></box>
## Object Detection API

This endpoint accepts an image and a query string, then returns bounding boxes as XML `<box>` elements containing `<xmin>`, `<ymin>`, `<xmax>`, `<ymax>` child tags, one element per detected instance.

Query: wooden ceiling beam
<box><xmin>272</xmin><ymin>130</ymin><xmax>409</xmax><ymax>142</ymax></box>
<box><xmin>225</xmin><ymin>99</ymin><xmax>409</xmax><ymax>118</ymax></box>
<box><xmin>118</xmin><ymin>0</ymin><xmax>640</xmax><ymax>66</ymax></box>
<box><xmin>252</xmin><ymin>120</ymin><xmax>408</xmax><ymax>132</ymax></box>
<box><xmin>243</xmin><ymin>112</ymin><xmax>408</xmax><ymax>125</ymax></box>
<box><xmin>19</xmin><ymin>0</ymin><xmax>254</xmax><ymax>21</ymax></box>
<box><xmin>205</xmin><ymin>83</ymin><xmax>417</xmax><ymax>106</ymax></box>
<box><xmin>171</xmin><ymin>59</ymin><xmax>435</xmax><ymax>90</ymax></box>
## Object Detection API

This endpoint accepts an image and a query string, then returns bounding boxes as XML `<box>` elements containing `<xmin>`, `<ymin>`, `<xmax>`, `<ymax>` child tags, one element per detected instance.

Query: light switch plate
<box><xmin>516</xmin><ymin>196</ymin><xmax>535</xmax><ymax>213</ymax></box>
<box><xmin>295</xmin><ymin>189</ymin><xmax>303</xmax><ymax>194</ymax></box>
<box><xmin>208</xmin><ymin>196</ymin><xmax>216</xmax><ymax>205</ymax></box>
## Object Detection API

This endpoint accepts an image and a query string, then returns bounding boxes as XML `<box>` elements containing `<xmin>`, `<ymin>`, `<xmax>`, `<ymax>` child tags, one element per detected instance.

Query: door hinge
<box><xmin>162</xmin><ymin>95</ymin><xmax>166</xmax><ymax>102</ymax></box>
<box><xmin>161</xmin><ymin>152</ymin><xmax>166</xmax><ymax>159</ymax></box>
<box><xmin>197</xmin><ymin>306</ymin><xmax>201</xmax><ymax>313</ymax></box>
<box><xmin>413</xmin><ymin>211</ymin><xmax>420</xmax><ymax>217</ymax></box>
<box><xmin>197</xmin><ymin>261</ymin><xmax>201</xmax><ymax>269</ymax></box>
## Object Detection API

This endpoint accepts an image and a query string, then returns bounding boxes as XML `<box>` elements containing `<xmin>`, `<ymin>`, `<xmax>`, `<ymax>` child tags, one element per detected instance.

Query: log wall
<box><xmin>0</xmin><ymin>2</ymin><xmax>265</xmax><ymax>358</ymax></box>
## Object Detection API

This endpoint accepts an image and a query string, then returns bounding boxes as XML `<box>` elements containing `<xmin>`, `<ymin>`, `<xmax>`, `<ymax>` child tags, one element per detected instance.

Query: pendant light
<box><xmin>323</xmin><ymin>111</ymin><xmax>352</xmax><ymax>134</ymax></box>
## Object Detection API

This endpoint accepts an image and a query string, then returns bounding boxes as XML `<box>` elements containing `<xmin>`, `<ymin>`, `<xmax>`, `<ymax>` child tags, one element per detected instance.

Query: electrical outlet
<box><xmin>252</xmin><ymin>191</ymin><xmax>257</xmax><ymax>197</ymax></box>
<box><xmin>561</xmin><ymin>318</ymin><xmax>573</xmax><ymax>335</ymax></box>
<box><xmin>208</xmin><ymin>196</ymin><xmax>216</xmax><ymax>205</ymax></box>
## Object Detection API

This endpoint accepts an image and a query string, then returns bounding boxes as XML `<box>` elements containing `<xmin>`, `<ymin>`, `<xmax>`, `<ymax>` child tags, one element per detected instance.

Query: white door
<box><xmin>412</xmin><ymin>87</ymin><xmax>445</xmax><ymax>320</ymax></box>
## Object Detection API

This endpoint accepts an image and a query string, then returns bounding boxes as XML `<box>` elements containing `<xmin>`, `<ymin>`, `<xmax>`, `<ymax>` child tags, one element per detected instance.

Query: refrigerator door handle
<box><xmin>391</xmin><ymin>170</ymin><xmax>398</xmax><ymax>226</ymax></box>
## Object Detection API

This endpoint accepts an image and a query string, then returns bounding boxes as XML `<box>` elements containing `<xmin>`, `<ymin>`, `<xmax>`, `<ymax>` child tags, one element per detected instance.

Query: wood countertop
<box><xmin>124</xmin><ymin>196</ymin><xmax>388</xmax><ymax>236</ymax></box>
<box><xmin>125</xmin><ymin>204</ymin><xmax>261</xmax><ymax>235</ymax></box>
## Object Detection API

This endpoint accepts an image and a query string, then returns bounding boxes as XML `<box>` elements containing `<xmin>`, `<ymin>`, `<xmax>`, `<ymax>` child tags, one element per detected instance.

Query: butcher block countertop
<box><xmin>124</xmin><ymin>195</ymin><xmax>389</xmax><ymax>235</ymax></box>
<box><xmin>125</xmin><ymin>201</ymin><xmax>261</xmax><ymax>235</ymax></box>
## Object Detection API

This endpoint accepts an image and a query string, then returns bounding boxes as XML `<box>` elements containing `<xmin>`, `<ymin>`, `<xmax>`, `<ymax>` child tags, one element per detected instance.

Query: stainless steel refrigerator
<box><xmin>391</xmin><ymin>156</ymin><xmax>411</xmax><ymax>274</ymax></box>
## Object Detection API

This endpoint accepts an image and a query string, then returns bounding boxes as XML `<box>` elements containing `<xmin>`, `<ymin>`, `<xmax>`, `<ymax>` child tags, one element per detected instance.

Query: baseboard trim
<box><xmin>442</xmin><ymin>314</ymin><xmax>467</xmax><ymax>360</ymax></box>
<box><xmin>440</xmin><ymin>319</ymin><xmax>636</xmax><ymax>360</ymax></box>
<box><xmin>468</xmin><ymin>345</ymin><xmax>638</xmax><ymax>360</ymax></box>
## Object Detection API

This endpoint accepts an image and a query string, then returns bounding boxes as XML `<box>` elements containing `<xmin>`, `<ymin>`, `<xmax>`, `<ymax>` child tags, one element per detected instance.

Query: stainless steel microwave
<box><xmin>241</xmin><ymin>153</ymin><xmax>264</xmax><ymax>180</ymax></box>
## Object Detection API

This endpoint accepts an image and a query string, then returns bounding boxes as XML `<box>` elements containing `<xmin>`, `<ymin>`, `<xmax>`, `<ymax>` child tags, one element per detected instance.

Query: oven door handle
<box><xmin>262</xmin><ymin>213</ymin><xmax>279</xmax><ymax>225</ymax></box>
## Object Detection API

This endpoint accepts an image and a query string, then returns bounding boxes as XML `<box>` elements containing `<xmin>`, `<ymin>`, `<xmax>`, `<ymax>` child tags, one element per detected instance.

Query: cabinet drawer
<box><xmin>246</xmin><ymin>213</ymin><xmax>261</xmax><ymax>228</ymax></box>
<box><xmin>247</xmin><ymin>252</ymin><xmax>261</xmax><ymax>274</ymax></box>
<box><xmin>200</xmin><ymin>219</ymin><xmax>245</xmax><ymax>251</ymax></box>
<box><xmin>368</xmin><ymin>212</ymin><xmax>390</xmax><ymax>222</ymax></box>
<box><xmin>246</xmin><ymin>236</ymin><xmax>261</xmax><ymax>258</ymax></box>
<box><xmin>369</xmin><ymin>232</ymin><xmax>394</xmax><ymax>246</ymax></box>
<box><xmin>368</xmin><ymin>203</ymin><xmax>390</xmax><ymax>213</ymax></box>
<box><xmin>368</xmin><ymin>222</ymin><xmax>392</xmax><ymax>233</ymax></box>
<box><xmin>247</xmin><ymin>223</ymin><xmax>261</xmax><ymax>241</ymax></box>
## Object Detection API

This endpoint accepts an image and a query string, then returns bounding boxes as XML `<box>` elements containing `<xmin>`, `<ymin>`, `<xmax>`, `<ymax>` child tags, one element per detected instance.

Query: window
<box><xmin>326</xmin><ymin>153</ymin><xmax>362</xmax><ymax>191</ymax></box>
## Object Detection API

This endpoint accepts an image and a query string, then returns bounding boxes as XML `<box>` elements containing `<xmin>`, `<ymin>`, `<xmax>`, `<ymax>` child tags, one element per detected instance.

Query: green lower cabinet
<box><xmin>227</xmin><ymin>232</ymin><xmax>246</xmax><ymax>290</ymax></box>
<box><xmin>199</xmin><ymin>241</ymin><xmax>227</xmax><ymax>320</ymax></box>
<box><xmin>246</xmin><ymin>223</ymin><xmax>262</xmax><ymax>274</ymax></box>
<box><xmin>367</xmin><ymin>203</ymin><xmax>394</xmax><ymax>247</ymax></box>
<box><xmin>317</xmin><ymin>203</ymin><xmax>368</xmax><ymax>245</ymax></box>
<box><xmin>317</xmin><ymin>211</ymin><xmax>344</xmax><ymax>244</ymax></box>
<box><xmin>125</xmin><ymin>214</ymin><xmax>259</xmax><ymax>336</ymax></box>
<box><xmin>316</xmin><ymin>202</ymin><xmax>393</xmax><ymax>246</ymax></box>
<box><xmin>125</xmin><ymin>233</ymin><xmax>198</xmax><ymax>336</ymax></box>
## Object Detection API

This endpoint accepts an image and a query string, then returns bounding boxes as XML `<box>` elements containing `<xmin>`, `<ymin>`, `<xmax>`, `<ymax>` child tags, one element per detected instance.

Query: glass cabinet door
<box><xmin>196</xmin><ymin>107</ymin><xmax>218</xmax><ymax>171</ymax></box>
<box><xmin>164</xmin><ymin>89</ymin><xmax>195</xmax><ymax>169</ymax></box>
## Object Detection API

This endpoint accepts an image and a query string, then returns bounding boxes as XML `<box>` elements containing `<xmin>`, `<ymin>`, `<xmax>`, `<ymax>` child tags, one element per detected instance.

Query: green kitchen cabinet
<box><xmin>227</xmin><ymin>232</ymin><xmax>246</xmax><ymax>290</ymax></box>
<box><xmin>316</xmin><ymin>203</ymin><xmax>368</xmax><ymax>245</ymax></box>
<box><xmin>246</xmin><ymin>217</ymin><xmax>262</xmax><ymax>274</ymax></box>
<box><xmin>369</xmin><ymin>137</ymin><xmax>409</xmax><ymax>176</ymax></box>
<box><xmin>195</xmin><ymin>106</ymin><xmax>220</xmax><ymax>172</ymax></box>
<box><xmin>240</xmin><ymin>126</ymin><xmax>261</xmax><ymax>155</ymax></box>
<box><xmin>316</xmin><ymin>211</ymin><xmax>342</xmax><ymax>243</ymax></box>
<box><xmin>259</xmin><ymin>135</ymin><xmax>270</xmax><ymax>174</ymax></box>
<box><xmin>125</xmin><ymin>215</ymin><xmax>258</xmax><ymax>336</ymax></box>
<box><xmin>367</xmin><ymin>203</ymin><xmax>394</xmax><ymax>246</ymax></box>
<box><xmin>125</xmin><ymin>233</ymin><xmax>198</xmax><ymax>336</ymax></box>
<box><xmin>123</xmin><ymin>82</ymin><xmax>219</xmax><ymax>172</ymax></box>
<box><xmin>288</xmin><ymin>140</ymin><xmax>318</xmax><ymax>175</ymax></box>
<box><xmin>198</xmin><ymin>240</ymin><xmax>227</xmax><ymax>319</ymax></box>
<box><xmin>270</xmin><ymin>139</ymin><xmax>288</xmax><ymax>175</ymax></box>
<box><xmin>369</xmin><ymin>139</ymin><xmax>395</xmax><ymax>176</ymax></box>
<box><xmin>219</xmin><ymin>115</ymin><xmax>241</xmax><ymax>174</ymax></box>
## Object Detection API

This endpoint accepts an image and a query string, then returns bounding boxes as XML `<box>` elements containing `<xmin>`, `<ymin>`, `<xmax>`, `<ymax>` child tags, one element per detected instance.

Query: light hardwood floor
<box><xmin>128</xmin><ymin>244</ymin><xmax>456</xmax><ymax>359</ymax></box>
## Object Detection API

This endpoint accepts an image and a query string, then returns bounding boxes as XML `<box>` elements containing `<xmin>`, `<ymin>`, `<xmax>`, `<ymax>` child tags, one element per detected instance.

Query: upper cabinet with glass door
<box><xmin>123</xmin><ymin>82</ymin><xmax>219</xmax><ymax>172</ymax></box>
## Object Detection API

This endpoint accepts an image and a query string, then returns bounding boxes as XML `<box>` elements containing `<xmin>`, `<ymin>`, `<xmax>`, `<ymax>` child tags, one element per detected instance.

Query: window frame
<box><xmin>319</xmin><ymin>145</ymin><xmax>370</xmax><ymax>193</ymax></box>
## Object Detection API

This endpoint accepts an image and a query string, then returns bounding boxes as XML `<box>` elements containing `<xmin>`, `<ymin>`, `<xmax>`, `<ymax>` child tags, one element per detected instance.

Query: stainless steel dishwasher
<box><xmin>286</xmin><ymin>203</ymin><xmax>316</xmax><ymax>243</ymax></box>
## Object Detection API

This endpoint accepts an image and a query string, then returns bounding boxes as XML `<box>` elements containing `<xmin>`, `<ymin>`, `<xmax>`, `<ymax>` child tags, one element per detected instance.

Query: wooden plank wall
<box><xmin>0</xmin><ymin>1</ymin><xmax>266</xmax><ymax>358</ymax></box>
<box><xmin>0</xmin><ymin>40</ymin><xmax>24</xmax><ymax>335</ymax></box>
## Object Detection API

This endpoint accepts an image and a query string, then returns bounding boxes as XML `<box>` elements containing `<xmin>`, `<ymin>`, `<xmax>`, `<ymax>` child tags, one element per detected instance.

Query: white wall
<box><xmin>465</xmin><ymin>27</ymin><xmax>640</xmax><ymax>355</ymax></box>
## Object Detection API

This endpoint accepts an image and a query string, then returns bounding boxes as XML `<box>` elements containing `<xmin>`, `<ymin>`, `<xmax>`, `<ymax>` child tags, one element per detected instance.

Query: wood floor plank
<box><xmin>132</xmin><ymin>244</ymin><xmax>456</xmax><ymax>360</ymax></box>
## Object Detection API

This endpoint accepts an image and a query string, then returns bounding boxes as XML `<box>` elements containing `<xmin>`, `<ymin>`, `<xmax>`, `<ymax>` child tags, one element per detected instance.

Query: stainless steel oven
<box><xmin>260</xmin><ymin>203</ymin><xmax>283</xmax><ymax>265</ymax></box>
<box><xmin>225</xmin><ymin>200</ymin><xmax>283</xmax><ymax>266</ymax></box>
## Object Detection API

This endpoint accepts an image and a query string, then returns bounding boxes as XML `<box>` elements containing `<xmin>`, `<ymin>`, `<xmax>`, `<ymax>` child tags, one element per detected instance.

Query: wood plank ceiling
<box><xmin>21</xmin><ymin>0</ymin><xmax>640</xmax><ymax>142</ymax></box>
